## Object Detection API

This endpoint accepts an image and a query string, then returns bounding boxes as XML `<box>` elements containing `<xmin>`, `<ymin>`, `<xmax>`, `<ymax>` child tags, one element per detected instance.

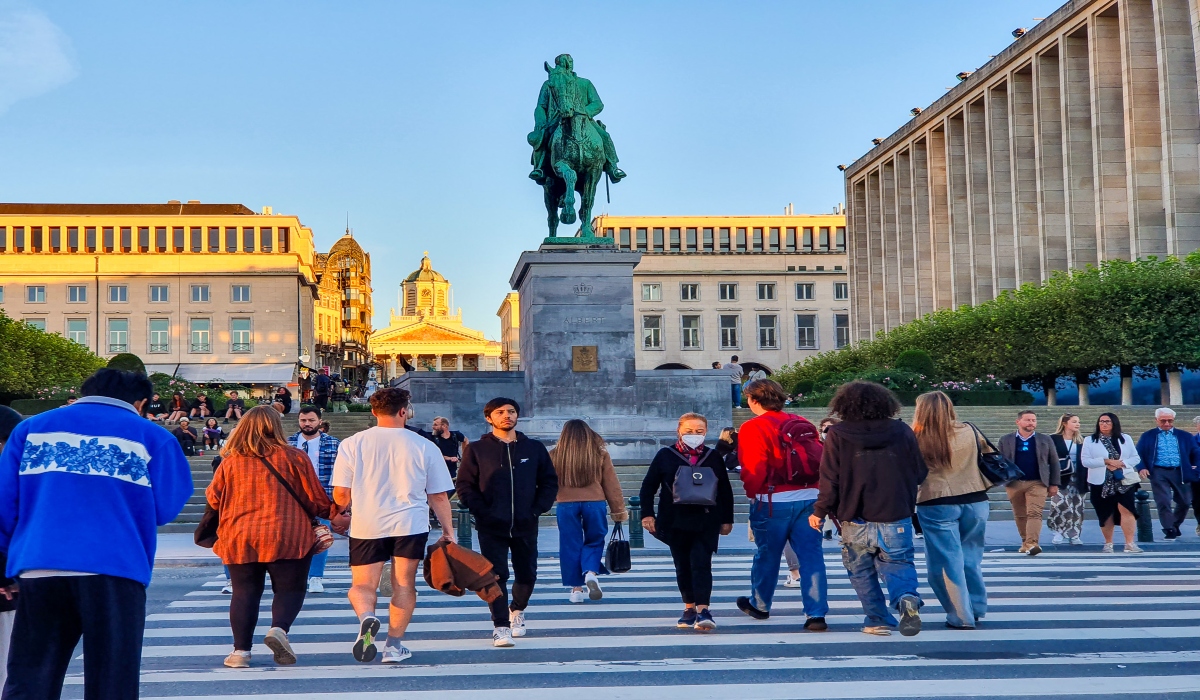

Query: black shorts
<box><xmin>348</xmin><ymin>533</ymin><xmax>430</xmax><ymax>566</ymax></box>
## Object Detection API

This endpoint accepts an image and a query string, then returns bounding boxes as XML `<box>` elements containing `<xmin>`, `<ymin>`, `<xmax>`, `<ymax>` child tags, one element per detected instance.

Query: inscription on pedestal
<box><xmin>572</xmin><ymin>345</ymin><xmax>599</xmax><ymax>372</ymax></box>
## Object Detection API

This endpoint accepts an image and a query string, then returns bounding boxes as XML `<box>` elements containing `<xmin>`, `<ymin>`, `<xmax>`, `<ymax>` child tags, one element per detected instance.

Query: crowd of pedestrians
<box><xmin>4</xmin><ymin>365</ymin><xmax>1200</xmax><ymax>693</ymax></box>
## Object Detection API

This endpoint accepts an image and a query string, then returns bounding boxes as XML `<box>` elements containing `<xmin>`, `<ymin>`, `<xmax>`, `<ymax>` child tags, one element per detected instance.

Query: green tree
<box><xmin>0</xmin><ymin>311</ymin><xmax>106</xmax><ymax>401</ymax></box>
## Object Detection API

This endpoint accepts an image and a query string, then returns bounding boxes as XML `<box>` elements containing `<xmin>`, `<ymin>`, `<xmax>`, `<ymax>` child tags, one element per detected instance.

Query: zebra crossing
<box><xmin>66</xmin><ymin>546</ymin><xmax>1200</xmax><ymax>698</ymax></box>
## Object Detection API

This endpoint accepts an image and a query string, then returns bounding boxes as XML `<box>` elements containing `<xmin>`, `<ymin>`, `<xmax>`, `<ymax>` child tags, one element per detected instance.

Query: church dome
<box><xmin>405</xmin><ymin>254</ymin><xmax>446</xmax><ymax>283</ymax></box>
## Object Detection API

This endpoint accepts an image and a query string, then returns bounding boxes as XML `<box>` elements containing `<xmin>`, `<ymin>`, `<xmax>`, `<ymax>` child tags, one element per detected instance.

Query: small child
<box><xmin>203</xmin><ymin>418</ymin><xmax>224</xmax><ymax>450</ymax></box>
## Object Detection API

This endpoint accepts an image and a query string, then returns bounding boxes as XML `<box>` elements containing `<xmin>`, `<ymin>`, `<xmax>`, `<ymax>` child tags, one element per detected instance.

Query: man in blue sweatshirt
<box><xmin>0</xmin><ymin>369</ymin><xmax>193</xmax><ymax>698</ymax></box>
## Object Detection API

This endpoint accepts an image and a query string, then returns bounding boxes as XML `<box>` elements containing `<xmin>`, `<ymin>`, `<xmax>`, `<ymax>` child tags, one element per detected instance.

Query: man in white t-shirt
<box><xmin>332</xmin><ymin>387</ymin><xmax>455</xmax><ymax>665</ymax></box>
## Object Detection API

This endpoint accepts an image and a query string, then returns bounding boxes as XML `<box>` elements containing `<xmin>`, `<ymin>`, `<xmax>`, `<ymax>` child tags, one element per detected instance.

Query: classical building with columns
<box><xmin>369</xmin><ymin>255</ymin><xmax>503</xmax><ymax>380</ymax></box>
<box><xmin>844</xmin><ymin>0</ymin><xmax>1200</xmax><ymax>341</ymax></box>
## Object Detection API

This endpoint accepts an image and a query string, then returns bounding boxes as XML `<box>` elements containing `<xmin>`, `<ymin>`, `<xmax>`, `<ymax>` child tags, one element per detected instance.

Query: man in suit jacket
<box><xmin>1135</xmin><ymin>407</ymin><xmax>1200</xmax><ymax>541</ymax></box>
<box><xmin>998</xmin><ymin>410</ymin><xmax>1061</xmax><ymax>556</ymax></box>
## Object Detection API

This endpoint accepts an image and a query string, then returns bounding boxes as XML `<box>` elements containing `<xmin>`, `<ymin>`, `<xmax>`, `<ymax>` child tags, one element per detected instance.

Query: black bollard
<box><xmin>1135</xmin><ymin>490</ymin><xmax>1154</xmax><ymax>543</ymax></box>
<box><xmin>628</xmin><ymin>496</ymin><xmax>643</xmax><ymax>548</ymax></box>
<box><xmin>456</xmin><ymin>506</ymin><xmax>473</xmax><ymax>549</ymax></box>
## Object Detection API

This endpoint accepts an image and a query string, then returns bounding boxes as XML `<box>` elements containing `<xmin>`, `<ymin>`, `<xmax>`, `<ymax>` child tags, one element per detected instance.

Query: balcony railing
<box><xmin>108</xmin><ymin>343</ymin><xmax>128</xmax><ymax>353</ymax></box>
<box><xmin>191</xmin><ymin>343</ymin><xmax>211</xmax><ymax>353</ymax></box>
<box><xmin>231</xmin><ymin>342</ymin><xmax>252</xmax><ymax>353</ymax></box>
<box><xmin>149</xmin><ymin>343</ymin><xmax>169</xmax><ymax>353</ymax></box>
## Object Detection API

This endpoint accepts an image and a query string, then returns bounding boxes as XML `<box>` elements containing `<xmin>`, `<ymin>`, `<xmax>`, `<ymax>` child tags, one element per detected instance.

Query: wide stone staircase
<box><xmin>163</xmin><ymin>405</ymin><xmax>1193</xmax><ymax>532</ymax></box>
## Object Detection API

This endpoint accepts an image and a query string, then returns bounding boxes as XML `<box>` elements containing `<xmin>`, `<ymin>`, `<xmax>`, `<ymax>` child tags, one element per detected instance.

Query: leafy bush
<box><xmin>107</xmin><ymin>353</ymin><xmax>147</xmax><ymax>374</ymax></box>
<box><xmin>894</xmin><ymin>349</ymin><xmax>936</xmax><ymax>378</ymax></box>
<box><xmin>10</xmin><ymin>399</ymin><xmax>68</xmax><ymax>415</ymax></box>
<box><xmin>0</xmin><ymin>311</ymin><xmax>105</xmax><ymax>403</ymax></box>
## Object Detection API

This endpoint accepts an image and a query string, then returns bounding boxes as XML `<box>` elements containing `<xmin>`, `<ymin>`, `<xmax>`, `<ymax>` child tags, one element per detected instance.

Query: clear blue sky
<box><xmin>0</xmin><ymin>0</ymin><xmax>1058</xmax><ymax>336</ymax></box>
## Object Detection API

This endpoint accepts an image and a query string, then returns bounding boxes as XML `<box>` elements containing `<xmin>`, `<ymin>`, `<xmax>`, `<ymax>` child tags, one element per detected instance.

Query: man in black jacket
<box><xmin>456</xmin><ymin>397</ymin><xmax>558</xmax><ymax>648</ymax></box>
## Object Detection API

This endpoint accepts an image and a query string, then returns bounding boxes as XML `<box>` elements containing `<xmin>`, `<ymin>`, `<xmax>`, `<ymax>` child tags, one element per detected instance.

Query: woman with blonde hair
<box><xmin>1049</xmin><ymin>413</ymin><xmax>1087</xmax><ymax>545</ymax></box>
<box><xmin>206</xmin><ymin>405</ymin><xmax>338</xmax><ymax>668</ymax></box>
<box><xmin>912</xmin><ymin>391</ymin><xmax>991</xmax><ymax>629</ymax></box>
<box><xmin>550</xmin><ymin>419</ymin><xmax>627</xmax><ymax>603</ymax></box>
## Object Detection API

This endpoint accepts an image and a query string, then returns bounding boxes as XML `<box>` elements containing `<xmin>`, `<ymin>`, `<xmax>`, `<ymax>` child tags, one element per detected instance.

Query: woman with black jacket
<box><xmin>1049</xmin><ymin>414</ymin><xmax>1087</xmax><ymax>545</ymax></box>
<box><xmin>640</xmin><ymin>412</ymin><xmax>734</xmax><ymax>633</ymax></box>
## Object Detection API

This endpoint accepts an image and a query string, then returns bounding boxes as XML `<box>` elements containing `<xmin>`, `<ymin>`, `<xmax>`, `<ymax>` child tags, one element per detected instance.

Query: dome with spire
<box><xmin>404</xmin><ymin>254</ymin><xmax>446</xmax><ymax>283</ymax></box>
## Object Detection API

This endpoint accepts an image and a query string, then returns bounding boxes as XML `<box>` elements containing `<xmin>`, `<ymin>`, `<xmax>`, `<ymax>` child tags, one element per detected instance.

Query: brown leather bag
<box><xmin>423</xmin><ymin>538</ymin><xmax>502</xmax><ymax>603</ymax></box>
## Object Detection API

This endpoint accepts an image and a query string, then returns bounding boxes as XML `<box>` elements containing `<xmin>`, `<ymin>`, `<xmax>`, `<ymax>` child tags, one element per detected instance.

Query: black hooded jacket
<box><xmin>814</xmin><ymin>418</ymin><xmax>928</xmax><ymax>523</ymax></box>
<box><xmin>457</xmin><ymin>431</ymin><xmax>559</xmax><ymax>536</ymax></box>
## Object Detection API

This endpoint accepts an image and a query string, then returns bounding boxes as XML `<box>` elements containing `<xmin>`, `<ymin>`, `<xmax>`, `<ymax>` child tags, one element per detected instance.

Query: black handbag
<box><xmin>605</xmin><ymin>522</ymin><xmax>632</xmax><ymax>574</ymax></box>
<box><xmin>671</xmin><ymin>450</ymin><xmax>718</xmax><ymax>506</ymax></box>
<box><xmin>965</xmin><ymin>422</ymin><xmax>1023</xmax><ymax>487</ymax></box>
<box><xmin>194</xmin><ymin>504</ymin><xmax>219</xmax><ymax>548</ymax></box>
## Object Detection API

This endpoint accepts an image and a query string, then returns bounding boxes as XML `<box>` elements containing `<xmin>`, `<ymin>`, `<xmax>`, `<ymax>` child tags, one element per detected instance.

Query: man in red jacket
<box><xmin>735</xmin><ymin>379</ymin><xmax>829</xmax><ymax>630</ymax></box>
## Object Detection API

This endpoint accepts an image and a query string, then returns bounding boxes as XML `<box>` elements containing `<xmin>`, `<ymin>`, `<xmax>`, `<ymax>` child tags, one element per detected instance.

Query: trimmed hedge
<box><xmin>10</xmin><ymin>398</ymin><xmax>68</xmax><ymax>415</ymax></box>
<box><xmin>793</xmin><ymin>389</ymin><xmax>1033</xmax><ymax>408</ymax></box>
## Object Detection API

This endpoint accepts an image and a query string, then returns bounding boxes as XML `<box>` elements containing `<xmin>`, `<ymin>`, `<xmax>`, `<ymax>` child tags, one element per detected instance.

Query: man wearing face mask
<box><xmin>456</xmin><ymin>398</ymin><xmax>558</xmax><ymax>648</ymax></box>
<box><xmin>288</xmin><ymin>406</ymin><xmax>345</xmax><ymax>593</ymax></box>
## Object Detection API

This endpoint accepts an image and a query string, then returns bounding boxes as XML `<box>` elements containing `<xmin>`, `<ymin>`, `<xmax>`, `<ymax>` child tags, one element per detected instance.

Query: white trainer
<box><xmin>783</xmin><ymin>575</ymin><xmax>801</xmax><ymax>588</ymax></box>
<box><xmin>1051</xmin><ymin>533</ymin><xmax>1064</xmax><ymax>545</ymax></box>
<box><xmin>584</xmin><ymin>571</ymin><xmax>603</xmax><ymax>600</ymax></box>
<box><xmin>381</xmin><ymin>644</ymin><xmax>412</xmax><ymax>664</ymax></box>
<box><xmin>492</xmin><ymin>627</ymin><xmax>515</xmax><ymax>647</ymax></box>
<box><xmin>510</xmin><ymin>609</ymin><xmax>527</xmax><ymax>637</ymax></box>
<box><xmin>307</xmin><ymin>577</ymin><xmax>324</xmax><ymax>594</ymax></box>
<box><xmin>220</xmin><ymin>581</ymin><xmax>233</xmax><ymax>595</ymax></box>
<box><xmin>223</xmin><ymin>650</ymin><xmax>251</xmax><ymax>668</ymax></box>
<box><xmin>1069</xmin><ymin>536</ymin><xmax>1084</xmax><ymax>545</ymax></box>
<box><xmin>568</xmin><ymin>589</ymin><xmax>587</xmax><ymax>603</ymax></box>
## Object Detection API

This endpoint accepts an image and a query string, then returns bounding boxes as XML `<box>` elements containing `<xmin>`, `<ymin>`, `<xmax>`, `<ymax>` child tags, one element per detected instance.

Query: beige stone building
<box><xmin>0</xmin><ymin>202</ymin><xmax>318</xmax><ymax>386</ymax></box>
<box><xmin>845</xmin><ymin>0</ymin><xmax>1200</xmax><ymax>341</ymax></box>
<box><xmin>313</xmin><ymin>233</ymin><xmax>373</xmax><ymax>384</ymax></box>
<box><xmin>593</xmin><ymin>215</ymin><xmax>851</xmax><ymax>373</ymax></box>
<box><xmin>369</xmin><ymin>255</ymin><xmax>503</xmax><ymax>380</ymax></box>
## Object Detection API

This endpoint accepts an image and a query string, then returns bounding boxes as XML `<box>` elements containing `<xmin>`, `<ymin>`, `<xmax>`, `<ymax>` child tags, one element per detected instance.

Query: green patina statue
<box><xmin>528</xmin><ymin>54</ymin><xmax>626</xmax><ymax>242</ymax></box>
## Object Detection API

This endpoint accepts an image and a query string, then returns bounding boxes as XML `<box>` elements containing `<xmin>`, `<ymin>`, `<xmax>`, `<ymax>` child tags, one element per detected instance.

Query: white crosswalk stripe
<box><xmin>63</xmin><ymin>547</ymin><xmax>1200</xmax><ymax>698</ymax></box>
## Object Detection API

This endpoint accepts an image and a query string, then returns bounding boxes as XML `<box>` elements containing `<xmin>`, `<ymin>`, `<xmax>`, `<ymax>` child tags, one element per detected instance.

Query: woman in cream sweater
<box><xmin>912</xmin><ymin>391</ymin><xmax>991</xmax><ymax>630</ymax></box>
<box><xmin>549</xmin><ymin>420</ymin><xmax>628</xmax><ymax>603</ymax></box>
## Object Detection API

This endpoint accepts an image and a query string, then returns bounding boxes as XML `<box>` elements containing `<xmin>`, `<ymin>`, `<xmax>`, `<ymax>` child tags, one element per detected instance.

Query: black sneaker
<box><xmin>677</xmin><ymin>608</ymin><xmax>698</xmax><ymax>628</ymax></box>
<box><xmin>1165</xmin><ymin>528</ymin><xmax>1180</xmax><ymax>541</ymax></box>
<box><xmin>693</xmin><ymin>608</ymin><xmax>716</xmax><ymax>632</ymax></box>
<box><xmin>897</xmin><ymin>595</ymin><xmax>922</xmax><ymax>637</ymax></box>
<box><xmin>804</xmin><ymin>616</ymin><xmax>828</xmax><ymax>632</ymax></box>
<box><xmin>736</xmin><ymin>596</ymin><xmax>769</xmax><ymax>620</ymax></box>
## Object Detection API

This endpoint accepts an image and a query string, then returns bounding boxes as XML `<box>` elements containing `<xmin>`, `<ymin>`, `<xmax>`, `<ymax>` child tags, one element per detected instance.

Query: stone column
<box><xmin>947</xmin><ymin>112</ymin><xmax>972</xmax><ymax>307</ymax></box>
<box><xmin>850</xmin><ymin>178</ymin><xmax>872</xmax><ymax>339</ymax></box>
<box><xmin>911</xmin><ymin>137</ymin><xmax>935</xmax><ymax>317</ymax></box>
<box><xmin>1010</xmin><ymin>65</ymin><xmax>1040</xmax><ymax>287</ymax></box>
<box><xmin>1155</xmin><ymin>0</ymin><xmax>1200</xmax><ymax>255</ymax></box>
<box><xmin>880</xmin><ymin>159</ymin><xmax>899</xmax><ymax>329</ymax></box>
<box><xmin>895</xmin><ymin>149</ymin><xmax>917</xmax><ymax>324</ymax></box>
<box><xmin>476</xmin><ymin>354</ymin><xmax>484</xmax><ymax>371</ymax></box>
<box><xmin>966</xmin><ymin>96</ymin><xmax>993</xmax><ymax>303</ymax></box>
<box><xmin>456</xmin><ymin>354</ymin><xmax>463</xmax><ymax>371</ymax></box>
<box><xmin>434</xmin><ymin>355</ymin><xmax>442</xmax><ymax>371</ymax></box>
<box><xmin>1120</xmin><ymin>0</ymin><xmax>1167</xmax><ymax>258</ymax></box>
<box><xmin>1063</xmin><ymin>27</ymin><xmax>1098</xmax><ymax>269</ymax></box>
<box><xmin>1035</xmin><ymin>49</ymin><xmax>1067</xmax><ymax>276</ymax></box>
<box><xmin>866</xmin><ymin>169</ymin><xmax>885</xmax><ymax>333</ymax></box>
<box><xmin>928</xmin><ymin>125</ymin><xmax>953</xmax><ymax>309</ymax></box>
<box><xmin>988</xmin><ymin>83</ymin><xmax>1016</xmax><ymax>294</ymax></box>
<box><xmin>388</xmin><ymin>356</ymin><xmax>397</xmax><ymax>378</ymax></box>
<box><xmin>1091</xmin><ymin>10</ymin><xmax>1131</xmax><ymax>262</ymax></box>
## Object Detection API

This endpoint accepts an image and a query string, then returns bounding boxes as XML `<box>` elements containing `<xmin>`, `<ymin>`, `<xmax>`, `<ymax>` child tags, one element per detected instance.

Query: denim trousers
<box><xmin>840</xmin><ymin>518</ymin><xmax>921</xmax><ymax>627</ymax></box>
<box><xmin>556</xmin><ymin>501</ymin><xmax>609</xmax><ymax>587</ymax></box>
<box><xmin>731</xmin><ymin>384</ymin><xmax>742</xmax><ymax>407</ymax></box>
<box><xmin>916</xmin><ymin>501</ymin><xmax>988</xmax><ymax>627</ymax></box>
<box><xmin>308</xmin><ymin>517</ymin><xmax>330</xmax><ymax>579</ymax></box>
<box><xmin>748</xmin><ymin>498</ymin><xmax>828</xmax><ymax>616</ymax></box>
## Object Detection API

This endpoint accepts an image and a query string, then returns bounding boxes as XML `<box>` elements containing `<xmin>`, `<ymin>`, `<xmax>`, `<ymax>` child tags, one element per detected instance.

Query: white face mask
<box><xmin>681</xmin><ymin>434</ymin><xmax>706</xmax><ymax>449</ymax></box>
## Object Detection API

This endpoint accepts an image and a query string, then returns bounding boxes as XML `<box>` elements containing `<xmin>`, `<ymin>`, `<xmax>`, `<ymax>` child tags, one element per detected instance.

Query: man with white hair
<box><xmin>1135</xmin><ymin>408</ymin><xmax>1200</xmax><ymax>541</ymax></box>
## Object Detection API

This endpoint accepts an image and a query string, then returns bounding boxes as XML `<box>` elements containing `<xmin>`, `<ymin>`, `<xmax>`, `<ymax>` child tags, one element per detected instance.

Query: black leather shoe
<box><xmin>804</xmin><ymin>617</ymin><xmax>828</xmax><ymax>632</ymax></box>
<box><xmin>736</xmin><ymin>596</ymin><xmax>769</xmax><ymax>620</ymax></box>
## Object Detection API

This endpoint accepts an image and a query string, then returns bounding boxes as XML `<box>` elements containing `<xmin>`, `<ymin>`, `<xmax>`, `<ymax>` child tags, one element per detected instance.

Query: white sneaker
<box><xmin>1124</xmin><ymin>543</ymin><xmax>1145</xmax><ymax>553</ymax></box>
<box><xmin>1102</xmin><ymin>542</ymin><xmax>1114</xmax><ymax>553</ymax></box>
<box><xmin>510</xmin><ymin>609</ymin><xmax>527</xmax><ymax>637</ymax></box>
<box><xmin>568</xmin><ymin>589</ymin><xmax>587</xmax><ymax>603</ymax></box>
<box><xmin>584</xmin><ymin>571</ymin><xmax>603</xmax><ymax>601</ymax></box>
<box><xmin>223</xmin><ymin>650</ymin><xmax>251</xmax><ymax>668</ymax></box>
<box><xmin>220</xmin><ymin>582</ymin><xmax>233</xmax><ymax>594</ymax></box>
<box><xmin>1051</xmin><ymin>533</ymin><xmax>1064</xmax><ymax>545</ymax></box>
<box><xmin>307</xmin><ymin>577</ymin><xmax>324</xmax><ymax>594</ymax></box>
<box><xmin>381</xmin><ymin>644</ymin><xmax>412</xmax><ymax>664</ymax></box>
<box><xmin>1069</xmin><ymin>536</ymin><xmax>1084</xmax><ymax>546</ymax></box>
<box><xmin>783</xmin><ymin>575</ymin><xmax>801</xmax><ymax>588</ymax></box>
<box><xmin>493</xmin><ymin>627</ymin><xmax>515</xmax><ymax>647</ymax></box>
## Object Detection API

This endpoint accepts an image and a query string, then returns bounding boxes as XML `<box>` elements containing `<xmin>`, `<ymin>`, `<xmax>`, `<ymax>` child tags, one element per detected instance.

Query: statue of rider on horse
<box><xmin>528</xmin><ymin>54</ymin><xmax>626</xmax><ymax>240</ymax></box>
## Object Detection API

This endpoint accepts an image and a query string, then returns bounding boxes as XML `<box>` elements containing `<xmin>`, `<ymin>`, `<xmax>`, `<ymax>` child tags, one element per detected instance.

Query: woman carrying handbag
<box><xmin>206</xmin><ymin>406</ymin><xmax>342</xmax><ymax>669</ymax></box>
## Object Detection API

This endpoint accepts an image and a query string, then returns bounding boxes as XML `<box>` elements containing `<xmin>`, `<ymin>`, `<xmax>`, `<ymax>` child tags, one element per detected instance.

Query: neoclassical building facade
<box><xmin>369</xmin><ymin>255</ymin><xmax>503</xmax><ymax>381</ymax></box>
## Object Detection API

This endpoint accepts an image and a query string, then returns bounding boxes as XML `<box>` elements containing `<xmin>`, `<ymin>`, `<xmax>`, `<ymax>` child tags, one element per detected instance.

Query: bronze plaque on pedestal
<box><xmin>572</xmin><ymin>345</ymin><xmax>599</xmax><ymax>372</ymax></box>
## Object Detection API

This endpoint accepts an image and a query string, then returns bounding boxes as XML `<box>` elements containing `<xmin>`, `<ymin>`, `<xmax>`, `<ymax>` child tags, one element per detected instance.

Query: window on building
<box><xmin>67</xmin><ymin>227</ymin><xmax>79</xmax><ymax>252</ymax></box>
<box><xmin>138</xmin><ymin>227</ymin><xmax>149</xmax><ymax>252</ymax></box>
<box><xmin>819</xmin><ymin>227</ymin><xmax>831</xmax><ymax>251</ymax></box>
<box><xmin>719</xmin><ymin>314</ymin><xmax>740</xmax><ymax>349</ymax></box>
<box><xmin>835</xmin><ymin>314</ymin><xmax>851</xmax><ymax>348</ymax></box>
<box><xmin>190</xmin><ymin>318</ymin><xmax>211</xmax><ymax>353</ymax></box>
<box><xmin>642</xmin><ymin>315</ymin><xmax>662</xmax><ymax>350</ymax></box>
<box><xmin>0</xmin><ymin>226</ymin><xmax>6</xmax><ymax>252</ymax></box>
<box><xmin>232</xmin><ymin>285</ymin><xmax>251</xmax><ymax>303</ymax></box>
<box><xmin>260</xmin><ymin>227</ymin><xmax>272</xmax><ymax>252</ymax></box>
<box><xmin>802</xmin><ymin>227</ymin><xmax>814</xmax><ymax>251</ymax></box>
<box><xmin>718</xmin><ymin>282</ymin><xmax>737</xmax><ymax>301</ymax></box>
<box><xmin>685</xmin><ymin>228</ymin><xmax>697</xmax><ymax>251</ymax></box>
<box><xmin>67</xmin><ymin>319</ymin><xmax>88</xmax><ymax>345</ymax></box>
<box><xmin>635</xmin><ymin>228</ymin><xmax>647</xmax><ymax>250</ymax></box>
<box><xmin>834</xmin><ymin>282</ymin><xmax>849</xmax><ymax>300</ymax></box>
<box><xmin>172</xmin><ymin>227</ymin><xmax>185</xmax><ymax>252</ymax></box>
<box><xmin>28</xmin><ymin>227</ymin><xmax>42</xmax><ymax>253</ymax></box>
<box><xmin>718</xmin><ymin>227</ymin><xmax>730</xmax><ymax>251</ymax></box>
<box><xmin>796</xmin><ymin>314</ymin><xmax>818</xmax><ymax>349</ymax></box>
<box><xmin>26</xmin><ymin>286</ymin><xmax>45</xmax><ymax>303</ymax></box>
<box><xmin>226</xmin><ymin>227</ymin><xmax>238</xmax><ymax>252</ymax></box>
<box><xmin>758</xmin><ymin>314</ymin><xmax>779</xmax><ymax>349</ymax></box>
<box><xmin>785</xmin><ymin>227</ymin><xmax>797</xmax><ymax>251</ymax></box>
<box><xmin>231</xmin><ymin>318</ymin><xmax>252</xmax><ymax>352</ymax></box>
<box><xmin>735</xmin><ymin>228</ymin><xmax>747</xmax><ymax>250</ymax></box>
<box><xmin>681</xmin><ymin>315</ymin><xmax>701</xmax><ymax>349</ymax></box>
<box><xmin>641</xmin><ymin>283</ymin><xmax>662</xmax><ymax>302</ymax></box>
<box><xmin>109</xmin><ymin>285</ymin><xmax>128</xmax><ymax>303</ymax></box>
<box><xmin>243</xmin><ymin>227</ymin><xmax>255</xmax><ymax>252</ymax></box>
<box><xmin>702</xmin><ymin>227</ymin><xmax>714</xmax><ymax>250</ymax></box>
<box><xmin>25</xmin><ymin>318</ymin><xmax>46</xmax><ymax>331</ymax></box>
<box><xmin>85</xmin><ymin>227</ymin><xmax>96</xmax><ymax>252</ymax></box>
<box><xmin>150</xmin><ymin>285</ymin><xmax>169</xmax><ymax>303</ymax></box>
<box><xmin>152</xmin><ymin>227</ymin><xmax>165</xmax><ymax>252</ymax></box>
<box><xmin>669</xmin><ymin>228</ymin><xmax>680</xmax><ymax>251</ymax></box>
<box><xmin>680</xmin><ymin>283</ymin><xmax>699</xmax><ymax>301</ymax></box>
<box><xmin>190</xmin><ymin>227</ymin><xmax>202</xmax><ymax>252</ymax></box>
<box><xmin>618</xmin><ymin>228</ymin><xmax>631</xmax><ymax>249</ymax></box>
<box><xmin>108</xmin><ymin>318</ymin><xmax>129</xmax><ymax>353</ymax></box>
<box><xmin>835</xmin><ymin>227</ymin><xmax>846</xmax><ymax>251</ymax></box>
<box><xmin>0</xmin><ymin>287</ymin><xmax>5</xmax><ymax>303</ymax></box>
<box><xmin>49</xmin><ymin>227</ymin><xmax>61</xmax><ymax>252</ymax></box>
<box><xmin>757</xmin><ymin>282</ymin><xmax>776</xmax><ymax>301</ymax></box>
<box><xmin>191</xmin><ymin>285</ymin><xmax>210</xmax><ymax>303</ymax></box>
<box><xmin>795</xmin><ymin>283</ymin><xmax>815</xmax><ymax>301</ymax></box>
<box><xmin>120</xmin><ymin>227</ymin><xmax>132</xmax><ymax>253</ymax></box>
<box><xmin>208</xmin><ymin>227</ymin><xmax>220</xmax><ymax>252</ymax></box>
<box><xmin>68</xmin><ymin>285</ymin><xmax>87</xmax><ymax>303</ymax></box>
<box><xmin>102</xmin><ymin>227</ymin><xmax>114</xmax><ymax>253</ymax></box>
<box><xmin>278</xmin><ymin>227</ymin><xmax>290</xmax><ymax>253</ymax></box>
<box><xmin>149</xmin><ymin>319</ymin><xmax>169</xmax><ymax>353</ymax></box>
<box><xmin>652</xmin><ymin>228</ymin><xmax>664</xmax><ymax>251</ymax></box>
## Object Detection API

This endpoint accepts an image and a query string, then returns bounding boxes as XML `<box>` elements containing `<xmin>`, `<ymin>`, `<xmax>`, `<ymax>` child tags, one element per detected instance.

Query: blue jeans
<box><xmin>308</xmin><ymin>518</ymin><xmax>330</xmax><ymax>579</ymax></box>
<box><xmin>748</xmin><ymin>498</ymin><xmax>828</xmax><ymax>616</ymax></box>
<box><xmin>556</xmin><ymin>501</ymin><xmax>608</xmax><ymax>587</ymax></box>
<box><xmin>917</xmin><ymin>501</ymin><xmax>988</xmax><ymax>627</ymax></box>
<box><xmin>731</xmin><ymin>384</ymin><xmax>741</xmax><ymax>407</ymax></box>
<box><xmin>840</xmin><ymin>518</ymin><xmax>921</xmax><ymax>627</ymax></box>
